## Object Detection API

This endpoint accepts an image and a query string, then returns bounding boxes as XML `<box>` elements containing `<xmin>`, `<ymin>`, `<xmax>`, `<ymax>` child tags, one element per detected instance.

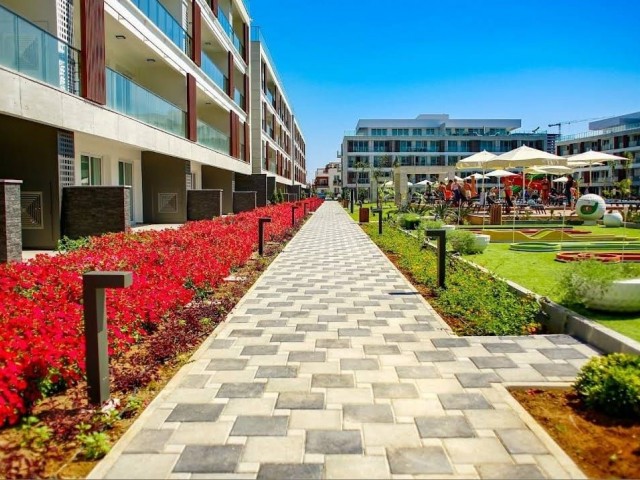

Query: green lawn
<box><xmin>462</xmin><ymin>225</ymin><xmax>640</xmax><ymax>342</ymax></box>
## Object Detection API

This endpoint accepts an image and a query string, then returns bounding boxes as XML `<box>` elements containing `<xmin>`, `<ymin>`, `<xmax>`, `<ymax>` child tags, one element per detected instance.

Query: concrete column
<box><xmin>0</xmin><ymin>180</ymin><xmax>23</xmax><ymax>263</ymax></box>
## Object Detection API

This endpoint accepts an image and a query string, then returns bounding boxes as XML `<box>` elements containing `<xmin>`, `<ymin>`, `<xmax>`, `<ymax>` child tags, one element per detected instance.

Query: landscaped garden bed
<box><xmin>0</xmin><ymin>199</ymin><xmax>321</xmax><ymax>478</ymax></box>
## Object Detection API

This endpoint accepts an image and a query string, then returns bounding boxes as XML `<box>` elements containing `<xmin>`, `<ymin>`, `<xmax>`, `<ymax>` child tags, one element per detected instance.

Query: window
<box><xmin>424</xmin><ymin>128</ymin><xmax>436</xmax><ymax>135</ymax></box>
<box><xmin>373</xmin><ymin>140</ymin><xmax>391</xmax><ymax>152</ymax></box>
<box><xmin>348</xmin><ymin>140</ymin><xmax>369</xmax><ymax>152</ymax></box>
<box><xmin>399</xmin><ymin>141</ymin><xmax>412</xmax><ymax>152</ymax></box>
<box><xmin>392</xmin><ymin>128</ymin><xmax>409</xmax><ymax>136</ymax></box>
<box><xmin>81</xmin><ymin>155</ymin><xmax>102</xmax><ymax>185</ymax></box>
<box><xmin>447</xmin><ymin>141</ymin><xmax>459</xmax><ymax>152</ymax></box>
<box><xmin>412</xmin><ymin>128</ymin><xmax>422</xmax><ymax>136</ymax></box>
<box><xmin>371</xmin><ymin>128</ymin><xmax>387</xmax><ymax>136</ymax></box>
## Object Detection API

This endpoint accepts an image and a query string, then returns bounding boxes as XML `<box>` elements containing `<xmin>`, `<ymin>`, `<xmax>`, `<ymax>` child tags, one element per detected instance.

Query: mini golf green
<box><xmin>509</xmin><ymin>241</ymin><xmax>640</xmax><ymax>252</ymax></box>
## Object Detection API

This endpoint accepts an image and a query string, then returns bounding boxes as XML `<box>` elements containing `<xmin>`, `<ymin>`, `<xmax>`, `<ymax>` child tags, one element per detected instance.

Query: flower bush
<box><xmin>0</xmin><ymin>199</ymin><xmax>321</xmax><ymax>426</ymax></box>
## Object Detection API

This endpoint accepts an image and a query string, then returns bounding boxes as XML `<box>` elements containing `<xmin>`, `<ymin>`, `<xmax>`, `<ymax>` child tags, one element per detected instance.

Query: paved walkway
<box><xmin>90</xmin><ymin>201</ymin><xmax>597</xmax><ymax>479</ymax></box>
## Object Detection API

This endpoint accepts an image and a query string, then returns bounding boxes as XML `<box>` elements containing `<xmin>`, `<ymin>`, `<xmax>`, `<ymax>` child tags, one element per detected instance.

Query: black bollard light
<box><xmin>83</xmin><ymin>271</ymin><xmax>133</xmax><ymax>405</ymax></box>
<box><xmin>258</xmin><ymin>217</ymin><xmax>271</xmax><ymax>256</ymax></box>
<box><xmin>350</xmin><ymin>189</ymin><xmax>354</xmax><ymax>214</ymax></box>
<box><xmin>291</xmin><ymin>205</ymin><xmax>298</xmax><ymax>226</ymax></box>
<box><xmin>425</xmin><ymin>229</ymin><xmax>446</xmax><ymax>289</ymax></box>
<box><xmin>372</xmin><ymin>208</ymin><xmax>383</xmax><ymax>234</ymax></box>
<box><xmin>304</xmin><ymin>202</ymin><xmax>309</xmax><ymax>216</ymax></box>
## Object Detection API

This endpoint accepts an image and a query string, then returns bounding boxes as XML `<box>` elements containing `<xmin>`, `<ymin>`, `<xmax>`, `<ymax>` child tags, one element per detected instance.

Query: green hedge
<box><xmin>363</xmin><ymin>224</ymin><xmax>541</xmax><ymax>336</ymax></box>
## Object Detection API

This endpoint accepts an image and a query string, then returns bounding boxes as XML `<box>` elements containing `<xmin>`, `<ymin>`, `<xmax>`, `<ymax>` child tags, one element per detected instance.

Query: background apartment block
<box><xmin>340</xmin><ymin>114</ymin><xmax>553</xmax><ymax>201</ymax></box>
<box><xmin>313</xmin><ymin>161</ymin><xmax>341</xmax><ymax>197</ymax></box>
<box><xmin>556</xmin><ymin>112</ymin><xmax>640</xmax><ymax>195</ymax></box>
<box><xmin>0</xmin><ymin>0</ymin><xmax>306</xmax><ymax>249</ymax></box>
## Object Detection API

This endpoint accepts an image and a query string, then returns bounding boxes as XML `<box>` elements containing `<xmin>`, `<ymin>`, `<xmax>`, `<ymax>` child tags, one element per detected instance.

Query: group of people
<box><xmin>432</xmin><ymin>177</ymin><xmax>478</xmax><ymax>206</ymax></box>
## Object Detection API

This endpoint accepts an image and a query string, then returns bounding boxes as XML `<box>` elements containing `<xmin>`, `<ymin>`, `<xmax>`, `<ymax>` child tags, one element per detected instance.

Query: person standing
<box><xmin>541</xmin><ymin>176</ymin><xmax>550</xmax><ymax>204</ymax></box>
<box><xmin>565</xmin><ymin>175</ymin><xmax>574</xmax><ymax>208</ymax></box>
<box><xmin>504</xmin><ymin>178</ymin><xmax>513</xmax><ymax>214</ymax></box>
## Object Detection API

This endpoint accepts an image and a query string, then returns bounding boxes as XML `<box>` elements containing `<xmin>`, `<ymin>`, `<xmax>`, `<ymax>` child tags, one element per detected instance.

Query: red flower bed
<box><xmin>0</xmin><ymin>199</ymin><xmax>322</xmax><ymax>426</ymax></box>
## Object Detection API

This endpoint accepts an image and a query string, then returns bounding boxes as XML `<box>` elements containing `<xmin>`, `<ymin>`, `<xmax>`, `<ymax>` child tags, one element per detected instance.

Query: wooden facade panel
<box><xmin>80</xmin><ymin>0</ymin><xmax>106</xmax><ymax>105</ymax></box>
<box><xmin>244</xmin><ymin>122</ymin><xmax>250</xmax><ymax>163</ymax></box>
<box><xmin>187</xmin><ymin>74</ymin><xmax>197</xmax><ymax>142</ymax></box>
<box><xmin>192</xmin><ymin>1</ymin><xmax>201</xmax><ymax>66</ymax></box>
<box><xmin>227</xmin><ymin>51</ymin><xmax>234</xmax><ymax>97</ymax></box>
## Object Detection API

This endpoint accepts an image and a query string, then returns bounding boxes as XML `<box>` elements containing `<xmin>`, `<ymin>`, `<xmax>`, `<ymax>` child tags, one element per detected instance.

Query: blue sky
<box><xmin>248</xmin><ymin>0</ymin><xmax>640</xmax><ymax>180</ymax></box>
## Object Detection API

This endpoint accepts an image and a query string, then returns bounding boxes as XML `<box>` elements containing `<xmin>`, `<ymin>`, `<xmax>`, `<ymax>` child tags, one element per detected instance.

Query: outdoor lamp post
<box><xmin>258</xmin><ymin>217</ymin><xmax>271</xmax><ymax>256</ymax></box>
<box><xmin>291</xmin><ymin>205</ymin><xmax>298</xmax><ymax>227</ymax></box>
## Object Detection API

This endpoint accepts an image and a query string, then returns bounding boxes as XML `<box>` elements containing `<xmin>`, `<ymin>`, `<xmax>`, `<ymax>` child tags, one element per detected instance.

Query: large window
<box><xmin>392</xmin><ymin>128</ymin><xmax>409</xmax><ymax>136</ymax></box>
<box><xmin>81</xmin><ymin>155</ymin><xmax>102</xmax><ymax>185</ymax></box>
<box><xmin>371</xmin><ymin>128</ymin><xmax>387</xmax><ymax>136</ymax></box>
<box><xmin>412</xmin><ymin>128</ymin><xmax>422</xmax><ymax>136</ymax></box>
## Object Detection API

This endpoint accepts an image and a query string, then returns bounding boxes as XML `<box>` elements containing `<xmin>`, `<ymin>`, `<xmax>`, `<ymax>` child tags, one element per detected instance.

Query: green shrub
<box><xmin>56</xmin><ymin>235</ymin><xmax>91</xmax><ymax>252</ymax></box>
<box><xmin>423</xmin><ymin>219</ymin><xmax>444</xmax><ymax>231</ymax></box>
<box><xmin>574</xmin><ymin>353</ymin><xmax>640</xmax><ymax>418</ymax></box>
<box><xmin>364</xmin><ymin>224</ymin><xmax>540</xmax><ymax>336</ymax></box>
<box><xmin>447</xmin><ymin>230</ymin><xmax>481</xmax><ymax>255</ymax></box>
<box><xmin>560</xmin><ymin>260</ymin><xmax>640</xmax><ymax>306</ymax></box>
<box><xmin>398</xmin><ymin>213</ymin><xmax>421</xmax><ymax>230</ymax></box>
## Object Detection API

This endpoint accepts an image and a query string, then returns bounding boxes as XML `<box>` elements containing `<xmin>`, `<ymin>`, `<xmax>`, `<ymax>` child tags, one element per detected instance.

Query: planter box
<box><xmin>576</xmin><ymin>278</ymin><xmax>640</xmax><ymax>313</ymax></box>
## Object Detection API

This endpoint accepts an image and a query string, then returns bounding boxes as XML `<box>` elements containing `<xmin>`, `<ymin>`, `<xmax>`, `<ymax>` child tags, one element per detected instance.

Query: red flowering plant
<box><xmin>0</xmin><ymin>199</ymin><xmax>322</xmax><ymax>426</ymax></box>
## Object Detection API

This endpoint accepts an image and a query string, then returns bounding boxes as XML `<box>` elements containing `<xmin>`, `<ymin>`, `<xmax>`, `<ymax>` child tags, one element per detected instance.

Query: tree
<box><xmin>354</xmin><ymin>160</ymin><xmax>369</xmax><ymax>205</ymax></box>
<box><xmin>372</xmin><ymin>155</ymin><xmax>392</xmax><ymax>209</ymax></box>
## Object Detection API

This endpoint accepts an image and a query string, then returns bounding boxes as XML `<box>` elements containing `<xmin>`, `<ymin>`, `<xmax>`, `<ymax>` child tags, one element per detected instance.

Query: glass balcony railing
<box><xmin>234</xmin><ymin>89</ymin><xmax>245</xmax><ymax>109</ymax></box>
<box><xmin>106</xmin><ymin>68</ymin><xmax>186</xmax><ymax>136</ymax></box>
<box><xmin>201</xmin><ymin>53</ymin><xmax>228</xmax><ymax>92</ymax></box>
<box><xmin>217</xmin><ymin>8</ymin><xmax>244</xmax><ymax>58</ymax></box>
<box><xmin>232</xmin><ymin>31</ymin><xmax>245</xmax><ymax>58</ymax></box>
<box><xmin>559</xmin><ymin>122</ymin><xmax>640</xmax><ymax>142</ymax></box>
<box><xmin>0</xmin><ymin>4</ymin><xmax>80</xmax><ymax>95</ymax></box>
<box><xmin>131</xmin><ymin>0</ymin><xmax>192</xmax><ymax>56</ymax></box>
<box><xmin>197</xmin><ymin>120</ymin><xmax>229</xmax><ymax>154</ymax></box>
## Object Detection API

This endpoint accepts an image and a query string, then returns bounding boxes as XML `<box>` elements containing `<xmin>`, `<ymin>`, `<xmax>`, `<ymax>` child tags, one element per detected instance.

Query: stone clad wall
<box><xmin>61</xmin><ymin>186</ymin><xmax>130</xmax><ymax>239</ymax></box>
<box><xmin>233</xmin><ymin>191</ymin><xmax>256</xmax><ymax>213</ymax></box>
<box><xmin>0</xmin><ymin>180</ymin><xmax>23</xmax><ymax>262</ymax></box>
<box><xmin>187</xmin><ymin>190</ymin><xmax>222</xmax><ymax>220</ymax></box>
<box><xmin>235</xmin><ymin>174</ymin><xmax>268</xmax><ymax>207</ymax></box>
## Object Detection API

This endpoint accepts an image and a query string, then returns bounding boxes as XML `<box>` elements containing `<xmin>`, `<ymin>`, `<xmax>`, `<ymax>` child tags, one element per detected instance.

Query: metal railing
<box><xmin>0</xmin><ymin>4</ymin><xmax>80</xmax><ymax>95</ymax></box>
<box><xmin>106</xmin><ymin>68</ymin><xmax>186</xmax><ymax>136</ymax></box>
<box><xmin>131</xmin><ymin>0</ymin><xmax>192</xmax><ymax>56</ymax></box>
<box><xmin>201</xmin><ymin>53</ymin><xmax>228</xmax><ymax>92</ymax></box>
<box><xmin>217</xmin><ymin>6</ymin><xmax>244</xmax><ymax>57</ymax></box>
<box><xmin>197</xmin><ymin>119</ymin><xmax>229</xmax><ymax>154</ymax></box>
<box><xmin>559</xmin><ymin>122</ymin><xmax>640</xmax><ymax>142</ymax></box>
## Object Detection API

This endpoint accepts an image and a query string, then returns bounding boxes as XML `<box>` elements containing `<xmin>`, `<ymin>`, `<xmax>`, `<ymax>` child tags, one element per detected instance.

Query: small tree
<box><xmin>372</xmin><ymin>156</ymin><xmax>392</xmax><ymax>209</ymax></box>
<box><xmin>354</xmin><ymin>160</ymin><xmax>369</xmax><ymax>204</ymax></box>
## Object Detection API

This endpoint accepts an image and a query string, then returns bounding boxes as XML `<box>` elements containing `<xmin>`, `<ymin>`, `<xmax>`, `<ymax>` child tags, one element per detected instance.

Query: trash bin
<box><xmin>359</xmin><ymin>207</ymin><xmax>370</xmax><ymax>223</ymax></box>
<box><xmin>489</xmin><ymin>204</ymin><xmax>502</xmax><ymax>225</ymax></box>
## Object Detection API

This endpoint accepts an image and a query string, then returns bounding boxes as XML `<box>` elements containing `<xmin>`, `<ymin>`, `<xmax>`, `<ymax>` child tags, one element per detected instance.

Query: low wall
<box><xmin>233</xmin><ymin>191</ymin><xmax>256</xmax><ymax>213</ymax></box>
<box><xmin>187</xmin><ymin>189</ymin><xmax>222</xmax><ymax>220</ymax></box>
<box><xmin>62</xmin><ymin>186</ymin><xmax>130</xmax><ymax>239</ymax></box>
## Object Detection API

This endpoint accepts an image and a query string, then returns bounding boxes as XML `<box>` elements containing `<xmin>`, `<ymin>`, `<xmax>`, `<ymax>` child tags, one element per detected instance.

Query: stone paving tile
<box><xmin>93</xmin><ymin>202</ymin><xmax>596</xmax><ymax>480</ymax></box>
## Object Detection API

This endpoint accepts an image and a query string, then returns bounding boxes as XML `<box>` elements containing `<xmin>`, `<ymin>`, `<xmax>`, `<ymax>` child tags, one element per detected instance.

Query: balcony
<box><xmin>201</xmin><ymin>53</ymin><xmax>228</xmax><ymax>93</ymax></box>
<box><xmin>217</xmin><ymin>7</ymin><xmax>244</xmax><ymax>58</ymax></box>
<box><xmin>106</xmin><ymin>68</ymin><xmax>186</xmax><ymax>136</ymax></box>
<box><xmin>0</xmin><ymin>4</ymin><xmax>80</xmax><ymax>95</ymax></box>
<box><xmin>197</xmin><ymin>119</ymin><xmax>229</xmax><ymax>154</ymax></box>
<box><xmin>234</xmin><ymin>89</ymin><xmax>245</xmax><ymax>110</ymax></box>
<box><xmin>131</xmin><ymin>0</ymin><xmax>192</xmax><ymax>56</ymax></box>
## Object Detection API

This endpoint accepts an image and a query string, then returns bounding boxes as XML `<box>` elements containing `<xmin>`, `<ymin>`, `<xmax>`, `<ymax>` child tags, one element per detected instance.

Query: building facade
<box><xmin>340</xmin><ymin>114</ymin><xmax>551</xmax><ymax>201</ymax></box>
<box><xmin>556</xmin><ymin>112</ymin><xmax>640</xmax><ymax>195</ymax></box>
<box><xmin>249</xmin><ymin>26</ymin><xmax>306</xmax><ymax>198</ymax></box>
<box><xmin>0</xmin><ymin>0</ymin><xmax>305</xmax><ymax>249</ymax></box>
<box><xmin>313</xmin><ymin>161</ymin><xmax>341</xmax><ymax>197</ymax></box>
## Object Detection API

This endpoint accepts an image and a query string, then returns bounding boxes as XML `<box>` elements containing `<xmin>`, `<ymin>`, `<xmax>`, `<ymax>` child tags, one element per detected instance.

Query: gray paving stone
<box><xmin>179</xmin><ymin>374</ymin><xmax>210</xmax><ymax>388</ymax></box>
<box><xmin>318</xmin><ymin>314</ymin><xmax>348</xmax><ymax>323</ymax></box>
<box><xmin>496</xmin><ymin>429</ymin><xmax>549</xmax><ymax>454</ymax></box>
<box><xmin>288</xmin><ymin>351</ymin><xmax>326</xmax><ymax>362</ymax></box>
<box><xmin>229</xmin><ymin>329</ymin><xmax>264</xmax><ymax>337</ymax></box>
<box><xmin>230</xmin><ymin>415</ymin><xmax>289</xmax><ymax>436</ymax></box>
<box><xmin>280</xmin><ymin>310</ymin><xmax>310</xmax><ymax>318</ymax></box>
<box><xmin>400</xmin><ymin>323</ymin><xmax>434</xmax><ymax>331</ymax></box>
<box><xmin>477</xmin><ymin>464</ymin><xmax>545</xmax><ymax>479</ymax></box>
<box><xmin>546</xmin><ymin>334</ymin><xmax>580</xmax><ymax>345</ymax></box>
<box><xmin>343</xmin><ymin>404</ymin><xmax>394</xmax><ymax>423</ymax></box>
<box><xmin>209</xmin><ymin>339</ymin><xmax>235</xmax><ymax>349</ymax></box>
<box><xmin>338</xmin><ymin>328</ymin><xmax>371</xmax><ymax>337</ymax></box>
<box><xmin>390</xmin><ymin>303</ymin><xmax>418</xmax><ymax>310</ymax></box>
<box><xmin>432</xmin><ymin>338</ymin><xmax>470</xmax><ymax>348</ymax></box>
<box><xmin>532</xmin><ymin>363</ymin><xmax>579</xmax><ymax>377</ymax></box>
<box><xmin>415</xmin><ymin>416</ymin><xmax>475</xmax><ymax>438</ymax></box>
<box><xmin>257</xmin><ymin>464</ymin><xmax>323</xmax><ymax>480</ymax></box>
<box><xmin>123</xmin><ymin>429</ymin><xmax>172</xmax><ymax>453</ymax></box>
<box><xmin>267</xmin><ymin>301</ymin><xmax>294</xmax><ymax>308</ymax></box>
<box><xmin>296</xmin><ymin>323</ymin><xmax>328</xmax><ymax>332</ymax></box>
<box><xmin>166</xmin><ymin>403</ymin><xmax>224</xmax><ymax>422</ymax></box>
<box><xmin>337</xmin><ymin>307</ymin><xmax>365</xmax><ymax>314</ymax></box>
<box><xmin>246</xmin><ymin>308</ymin><xmax>273</xmax><ymax>315</ymax></box>
<box><xmin>358</xmin><ymin>319</ymin><xmax>388</xmax><ymax>327</ymax></box>
<box><xmin>439</xmin><ymin>393</ymin><xmax>493</xmax><ymax>410</ymax></box>
<box><xmin>311</xmin><ymin>374</ymin><xmax>354</xmax><ymax>388</ymax></box>
<box><xmin>375</xmin><ymin>311</ymin><xmax>405</xmax><ymax>318</ymax></box>
<box><xmin>174</xmin><ymin>445</ymin><xmax>242</xmax><ymax>473</ymax></box>
<box><xmin>354</xmin><ymin>300</ymin><xmax>381</xmax><ymax>307</ymax></box>
<box><xmin>256</xmin><ymin>366</ymin><xmax>298</xmax><ymax>378</ymax></box>
<box><xmin>276</xmin><ymin>392</ymin><xmax>325</xmax><ymax>409</ymax></box>
<box><xmin>241</xmin><ymin>345</ymin><xmax>279</xmax><ymax>356</ymax></box>
<box><xmin>383</xmin><ymin>333</ymin><xmax>419</xmax><ymax>343</ymax></box>
<box><xmin>340</xmin><ymin>358</ymin><xmax>379</xmax><ymax>370</ymax></box>
<box><xmin>415</xmin><ymin>350</ymin><xmax>456</xmax><ymax>362</ymax></box>
<box><xmin>455</xmin><ymin>372</ymin><xmax>502</xmax><ymax>388</ymax></box>
<box><xmin>306</xmin><ymin>430</ymin><xmax>363</xmax><ymax>454</ymax></box>
<box><xmin>316</xmin><ymin>339</ymin><xmax>350</xmax><ymax>349</ymax></box>
<box><xmin>271</xmin><ymin>334</ymin><xmax>306</xmax><ymax>343</ymax></box>
<box><xmin>470</xmin><ymin>356</ymin><xmax>518</xmax><ymax>369</ymax></box>
<box><xmin>206</xmin><ymin>358</ymin><xmax>248</xmax><ymax>371</ymax></box>
<box><xmin>364</xmin><ymin>345</ymin><xmax>401</xmax><ymax>355</ymax></box>
<box><xmin>387</xmin><ymin>446</ymin><xmax>453</xmax><ymax>474</ymax></box>
<box><xmin>302</xmin><ymin>303</ymin><xmax>330</xmax><ymax>310</ymax></box>
<box><xmin>395</xmin><ymin>366</ymin><xmax>440</xmax><ymax>379</ymax></box>
<box><xmin>216</xmin><ymin>383</ymin><xmax>266</xmax><ymax>398</ymax></box>
<box><xmin>257</xmin><ymin>320</ymin><xmax>289</xmax><ymax>328</ymax></box>
<box><xmin>537</xmin><ymin>348</ymin><xmax>587</xmax><ymax>360</ymax></box>
<box><xmin>483</xmin><ymin>342</ymin><xmax>526</xmax><ymax>353</ymax></box>
<box><xmin>372</xmin><ymin>383</ymin><xmax>419</xmax><ymax>399</ymax></box>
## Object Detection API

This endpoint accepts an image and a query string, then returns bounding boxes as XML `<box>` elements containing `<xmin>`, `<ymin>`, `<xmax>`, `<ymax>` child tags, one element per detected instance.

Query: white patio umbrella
<box><xmin>486</xmin><ymin>170</ymin><xmax>518</xmax><ymax>200</ymax></box>
<box><xmin>567</xmin><ymin>150</ymin><xmax>628</xmax><ymax>192</ymax></box>
<box><xmin>455</xmin><ymin>150</ymin><xmax>497</xmax><ymax>170</ymax></box>
<box><xmin>553</xmin><ymin>176</ymin><xmax>569</xmax><ymax>183</ymax></box>
<box><xmin>415</xmin><ymin>179</ymin><xmax>432</xmax><ymax>185</ymax></box>
<box><xmin>445</xmin><ymin>175</ymin><xmax>465</xmax><ymax>182</ymax></box>
<box><xmin>486</xmin><ymin>145</ymin><xmax>567</xmax><ymax>199</ymax></box>
<box><xmin>525</xmin><ymin>165</ymin><xmax>574</xmax><ymax>175</ymax></box>
<box><xmin>465</xmin><ymin>173</ymin><xmax>489</xmax><ymax>179</ymax></box>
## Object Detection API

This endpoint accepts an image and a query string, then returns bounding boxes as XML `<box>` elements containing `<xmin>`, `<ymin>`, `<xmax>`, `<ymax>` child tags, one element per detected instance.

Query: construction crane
<box><xmin>547</xmin><ymin>116</ymin><xmax>610</xmax><ymax>136</ymax></box>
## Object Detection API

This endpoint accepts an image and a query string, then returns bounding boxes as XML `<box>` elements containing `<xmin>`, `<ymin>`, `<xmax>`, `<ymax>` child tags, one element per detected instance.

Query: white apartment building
<box><xmin>313</xmin><ymin>161</ymin><xmax>341</xmax><ymax>197</ymax></box>
<box><xmin>340</xmin><ymin>114</ymin><xmax>553</xmax><ymax>201</ymax></box>
<box><xmin>0</xmin><ymin>0</ymin><xmax>306</xmax><ymax>249</ymax></box>
<box><xmin>250</xmin><ymin>26</ymin><xmax>306</xmax><ymax>197</ymax></box>
<box><xmin>556</xmin><ymin>112</ymin><xmax>640</xmax><ymax>196</ymax></box>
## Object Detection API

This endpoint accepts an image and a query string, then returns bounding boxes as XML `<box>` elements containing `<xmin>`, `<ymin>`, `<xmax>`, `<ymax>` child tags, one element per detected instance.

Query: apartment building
<box><xmin>313</xmin><ymin>161</ymin><xmax>341</xmax><ymax>197</ymax></box>
<box><xmin>0</xmin><ymin>0</ymin><xmax>306</xmax><ymax>249</ymax></box>
<box><xmin>555</xmin><ymin>112</ymin><xmax>640</xmax><ymax>195</ymax></box>
<box><xmin>340</xmin><ymin>114</ymin><xmax>551</xmax><ymax>201</ymax></box>
<box><xmin>250</xmin><ymin>26</ymin><xmax>306</xmax><ymax>199</ymax></box>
